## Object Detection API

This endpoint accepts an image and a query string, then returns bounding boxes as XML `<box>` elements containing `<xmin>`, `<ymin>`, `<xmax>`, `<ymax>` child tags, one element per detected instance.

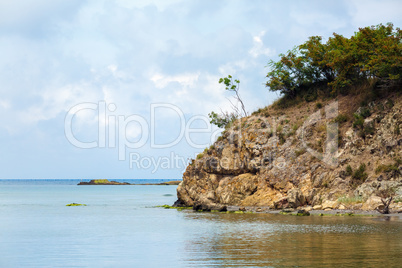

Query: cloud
<box><xmin>1</xmin><ymin>0</ymin><xmax>401</xmax><ymax>179</ymax></box>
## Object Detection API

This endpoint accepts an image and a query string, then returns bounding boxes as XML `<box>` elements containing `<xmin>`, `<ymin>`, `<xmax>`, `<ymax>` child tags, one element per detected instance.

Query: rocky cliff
<box><xmin>175</xmin><ymin>93</ymin><xmax>402</xmax><ymax>212</ymax></box>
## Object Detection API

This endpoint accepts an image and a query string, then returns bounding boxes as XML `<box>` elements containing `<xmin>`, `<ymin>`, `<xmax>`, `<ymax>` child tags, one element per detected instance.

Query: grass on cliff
<box><xmin>337</xmin><ymin>195</ymin><xmax>365</xmax><ymax>204</ymax></box>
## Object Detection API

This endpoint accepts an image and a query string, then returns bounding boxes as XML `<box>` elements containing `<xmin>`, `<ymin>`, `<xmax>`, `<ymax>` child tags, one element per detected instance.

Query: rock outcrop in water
<box><xmin>175</xmin><ymin>93</ymin><xmax>402</xmax><ymax>212</ymax></box>
<box><xmin>78</xmin><ymin>179</ymin><xmax>131</xmax><ymax>185</ymax></box>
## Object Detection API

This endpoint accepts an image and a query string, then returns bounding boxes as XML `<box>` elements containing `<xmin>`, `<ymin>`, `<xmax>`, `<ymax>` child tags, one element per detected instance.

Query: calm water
<box><xmin>0</xmin><ymin>180</ymin><xmax>401</xmax><ymax>267</ymax></box>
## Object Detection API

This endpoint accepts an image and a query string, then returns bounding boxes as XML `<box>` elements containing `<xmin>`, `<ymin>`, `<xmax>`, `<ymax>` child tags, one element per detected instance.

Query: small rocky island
<box><xmin>78</xmin><ymin>179</ymin><xmax>131</xmax><ymax>185</ymax></box>
<box><xmin>77</xmin><ymin>179</ymin><xmax>182</xmax><ymax>185</ymax></box>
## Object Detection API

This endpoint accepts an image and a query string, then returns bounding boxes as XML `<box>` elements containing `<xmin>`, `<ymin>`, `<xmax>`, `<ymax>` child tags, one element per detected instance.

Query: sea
<box><xmin>0</xmin><ymin>179</ymin><xmax>401</xmax><ymax>268</ymax></box>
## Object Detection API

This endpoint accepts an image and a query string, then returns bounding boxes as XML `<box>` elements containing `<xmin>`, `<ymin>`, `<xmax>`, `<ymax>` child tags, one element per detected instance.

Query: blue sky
<box><xmin>1</xmin><ymin>0</ymin><xmax>401</xmax><ymax>179</ymax></box>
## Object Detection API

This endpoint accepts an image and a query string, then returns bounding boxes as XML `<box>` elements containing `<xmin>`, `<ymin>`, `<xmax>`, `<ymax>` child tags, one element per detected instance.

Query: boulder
<box><xmin>321</xmin><ymin>200</ymin><xmax>338</xmax><ymax>210</ymax></box>
<box><xmin>354</xmin><ymin>183</ymin><xmax>376</xmax><ymax>199</ymax></box>
<box><xmin>274</xmin><ymin>196</ymin><xmax>289</xmax><ymax>209</ymax></box>
<box><xmin>361</xmin><ymin>196</ymin><xmax>383</xmax><ymax>211</ymax></box>
<box><xmin>296</xmin><ymin>209</ymin><xmax>310</xmax><ymax>216</ymax></box>
<box><xmin>193</xmin><ymin>202</ymin><xmax>227</xmax><ymax>212</ymax></box>
<box><xmin>338</xmin><ymin>204</ymin><xmax>346</xmax><ymax>210</ymax></box>
<box><xmin>287</xmin><ymin>188</ymin><xmax>306</xmax><ymax>208</ymax></box>
<box><xmin>313</xmin><ymin>205</ymin><xmax>322</xmax><ymax>210</ymax></box>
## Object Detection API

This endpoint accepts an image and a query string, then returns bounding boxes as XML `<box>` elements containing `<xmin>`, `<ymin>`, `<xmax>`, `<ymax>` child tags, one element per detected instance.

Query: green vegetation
<box><xmin>279</xmin><ymin>211</ymin><xmax>310</xmax><ymax>216</ymax></box>
<box><xmin>375</xmin><ymin>159</ymin><xmax>402</xmax><ymax>175</ymax></box>
<box><xmin>295</xmin><ymin>148</ymin><xmax>307</xmax><ymax>157</ymax></box>
<box><xmin>352</xmin><ymin>163</ymin><xmax>368</xmax><ymax>181</ymax></box>
<box><xmin>352</xmin><ymin>114</ymin><xmax>364</xmax><ymax>129</ymax></box>
<box><xmin>208</xmin><ymin>111</ymin><xmax>237</xmax><ymax>128</ymax></box>
<box><xmin>338</xmin><ymin>195</ymin><xmax>365</xmax><ymax>204</ymax></box>
<box><xmin>334</xmin><ymin>114</ymin><xmax>349</xmax><ymax>124</ymax></box>
<box><xmin>394</xmin><ymin>125</ymin><xmax>400</xmax><ymax>135</ymax></box>
<box><xmin>209</xmin><ymin>75</ymin><xmax>247</xmax><ymax>128</ymax></box>
<box><xmin>266</xmin><ymin>23</ymin><xmax>401</xmax><ymax>98</ymax></box>
<box><xmin>157</xmin><ymin>205</ymin><xmax>192</xmax><ymax>211</ymax></box>
<box><xmin>359</xmin><ymin>107</ymin><xmax>371</xmax><ymax>118</ymax></box>
<box><xmin>352</xmin><ymin>107</ymin><xmax>375</xmax><ymax>138</ymax></box>
<box><xmin>345</xmin><ymin>165</ymin><xmax>353</xmax><ymax>176</ymax></box>
<box><xmin>66</xmin><ymin>203</ymin><xmax>87</xmax><ymax>206</ymax></box>
<box><xmin>93</xmin><ymin>179</ymin><xmax>110</xmax><ymax>184</ymax></box>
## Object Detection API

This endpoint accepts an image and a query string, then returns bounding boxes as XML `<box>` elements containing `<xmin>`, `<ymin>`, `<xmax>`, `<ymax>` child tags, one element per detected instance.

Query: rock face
<box><xmin>176</xmin><ymin>94</ymin><xmax>402</xmax><ymax>211</ymax></box>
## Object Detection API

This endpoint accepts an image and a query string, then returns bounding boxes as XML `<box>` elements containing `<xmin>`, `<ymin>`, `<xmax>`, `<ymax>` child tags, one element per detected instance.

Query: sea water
<box><xmin>0</xmin><ymin>180</ymin><xmax>401</xmax><ymax>267</ymax></box>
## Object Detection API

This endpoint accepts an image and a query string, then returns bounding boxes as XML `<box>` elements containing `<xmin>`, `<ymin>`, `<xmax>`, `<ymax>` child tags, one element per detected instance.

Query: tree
<box><xmin>218</xmin><ymin>75</ymin><xmax>248</xmax><ymax>118</ymax></box>
<box><xmin>209</xmin><ymin>75</ymin><xmax>247</xmax><ymax>128</ymax></box>
<box><xmin>266</xmin><ymin>23</ymin><xmax>402</xmax><ymax>97</ymax></box>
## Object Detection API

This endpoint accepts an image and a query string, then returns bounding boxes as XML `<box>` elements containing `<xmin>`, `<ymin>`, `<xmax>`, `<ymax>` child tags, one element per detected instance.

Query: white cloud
<box><xmin>249</xmin><ymin>31</ymin><xmax>275</xmax><ymax>58</ymax></box>
<box><xmin>0</xmin><ymin>100</ymin><xmax>11</xmax><ymax>110</ymax></box>
<box><xmin>150</xmin><ymin>72</ymin><xmax>200</xmax><ymax>89</ymax></box>
<box><xmin>1</xmin><ymin>0</ymin><xmax>401</xmax><ymax>178</ymax></box>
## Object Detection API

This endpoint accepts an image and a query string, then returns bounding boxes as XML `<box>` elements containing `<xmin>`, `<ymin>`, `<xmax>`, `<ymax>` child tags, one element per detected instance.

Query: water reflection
<box><xmin>182</xmin><ymin>212</ymin><xmax>402</xmax><ymax>267</ymax></box>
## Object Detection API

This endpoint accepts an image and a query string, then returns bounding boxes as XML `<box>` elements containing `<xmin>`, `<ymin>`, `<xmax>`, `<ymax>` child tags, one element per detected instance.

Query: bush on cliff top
<box><xmin>266</xmin><ymin>23</ymin><xmax>401</xmax><ymax>98</ymax></box>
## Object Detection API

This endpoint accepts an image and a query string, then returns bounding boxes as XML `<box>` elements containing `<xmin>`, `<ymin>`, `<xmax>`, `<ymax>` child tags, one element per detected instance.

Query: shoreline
<box><xmin>168</xmin><ymin>204</ymin><xmax>402</xmax><ymax>218</ymax></box>
<box><xmin>224</xmin><ymin>206</ymin><xmax>402</xmax><ymax>218</ymax></box>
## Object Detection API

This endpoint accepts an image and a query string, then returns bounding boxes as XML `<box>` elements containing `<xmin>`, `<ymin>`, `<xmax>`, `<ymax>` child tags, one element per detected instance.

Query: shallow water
<box><xmin>0</xmin><ymin>181</ymin><xmax>401</xmax><ymax>267</ymax></box>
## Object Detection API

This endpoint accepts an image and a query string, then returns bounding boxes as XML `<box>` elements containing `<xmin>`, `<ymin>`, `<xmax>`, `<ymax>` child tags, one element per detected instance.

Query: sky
<box><xmin>0</xmin><ymin>0</ymin><xmax>401</xmax><ymax>180</ymax></box>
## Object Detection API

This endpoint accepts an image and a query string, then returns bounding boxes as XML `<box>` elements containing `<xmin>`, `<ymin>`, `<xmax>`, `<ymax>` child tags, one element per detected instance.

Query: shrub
<box><xmin>352</xmin><ymin>114</ymin><xmax>364</xmax><ymax>129</ymax></box>
<box><xmin>363</xmin><ymin>125</ymin><xmax>375</xmax><ymax>137</ymax></box>
<box><xmin>334</xmin><ymin>114</ymin><xmax>349</xmax><ymax>124</ymax></box>
<box><xmin>208</xmin><ymin>111</ymin><xmax>237</xmax><ymax>129</ymax></box>
<box><xmin>346</xmin><ymin>165</ymin><xmax>353</xmax><ymax>176</ymax></box>
<box><xmin>359</xmin><ymin>107</ymin><xmax>371</xmax><ymax>118</ymax></box>
<box><xmin>295</xmin><ymin>148</ymin><xmax>307</xmax><ymax>157</ymax></box>
<box><xmin>395</xmin><ymin>125</ymin><xmax>401</xmax><ymax>135</ymax></box>
<box><xmin>316</xmin><ymin>102</ymin><xmax>323</xmax><ymax>109</ymax></box>
<box><xmin>375</xmin><ymin>159</ymin><xmax>401</xmax><ymax>176</ymax></box>
<box><xmin>278</xmin><ymin>132</ymin><xmax>286</xmax><ymax>145</ymax></box>
<box><xmin>338</xmin><ymin>195</ymin><xmax>364</xmax><ymax>204</ymax></box>
<box><xmin>352</xmin><ymin>163</ymin><xmax>368</xmax><ymax>181</ymax></box>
